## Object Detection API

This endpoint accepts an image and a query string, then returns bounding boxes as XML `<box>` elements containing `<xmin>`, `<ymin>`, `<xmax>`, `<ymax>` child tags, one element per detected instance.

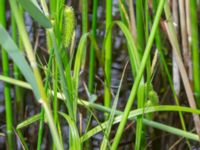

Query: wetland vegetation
<box><xmin>0</xmin><ymin>0</ymin><xmax>200</xmax><ymax>149</ymax></box>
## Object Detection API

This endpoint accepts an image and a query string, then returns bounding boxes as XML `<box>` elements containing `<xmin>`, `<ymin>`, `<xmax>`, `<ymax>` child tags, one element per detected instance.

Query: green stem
<box><xmin>82</xmin><ymin>0</ymin><xmax>88</xmax><ymax>34</ymax></box>
<box><xmin>111</xmin><ymin>0</ymin><xmax>165</xmax><ymax>149</ymax></box>
<box><xmin>0</xmin><ymin>1</ymin><xmax>14</xmax><ymax>149</ymax></box>
<box><xmin>37</xmin><ymin>109</ymin><xmax>45</xmax><ymax>150</ymax></box>
<box><xmin>52</xmin><ymin>61</ymin><xmax>59</xmax><ymax>150</ymax></box>
<box><xmin>136</xmin><ymin>0</ymin><xmax>145</xmax><ymax>56</ymax></box>
<box><xmin>50</xmin><ymin>0</ymin><xmax>56</xmax><ymax>17</ymax></box>
<box><xmin>104</xmin><ymin>0</ymin><xmax>112</xmax><ymax>109</ymax></box>
<box><xmin>88</xmin><ymin>0</ymin><xmax>98</xmax><ymax>93</ymax></box>
<box><xmin>11</xmin><ymin>9</ymin><xmax>23</xmax><ymax>122</ymax></box>
<box><xmin>81</xmin><ymin>0</ymin><xmax>88</xmax><ymax>68</ymax></box>
<box><xmin>118</xmin><ymin>0</ymin><xmax>128</xmax><ymax>26</ymax></box>
<box><xmin>190</xmin><ymin>0</ymin><xmax>200</xmax><ymax>107</ymax></box>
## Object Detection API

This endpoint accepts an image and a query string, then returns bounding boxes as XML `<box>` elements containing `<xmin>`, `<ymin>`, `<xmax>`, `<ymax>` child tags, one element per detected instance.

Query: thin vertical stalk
<box><xmin>81</xmin><ymin>0</ymin><xmax>88</xmax><ymax>68</ymax></box>
<box><xmin>136</xmin><ymin>0</ymin><xmax>145</xmax><ymax>55</ymax></box>
<box><xmin>135</xmin><ymin>85</ymin><xmax>146</xmax><ymax>150</ymax></box>
<box><xmin>190</xmin><ymin>0</ymin><xmax>200</xmax><ymax>107</ymax></box>
<box><xmin>11</xmin><ymin>11</ymin><xmax>23</xmax><ymax>122</ymax></box>
<box><xmin>82</xmin><ymin>0</ymin><xmax>88</xmax><ymax>34</ymax></box>
<box><xmin>9</xmin><ymin>1</ymin><xmax>62</xmax><ymax>149</ymax></box>
<box><xmin>52</xmin><ymin>62</ymin><xmax>60</xmax><ymax>150</ymax></box>
<box><xmin>37</xmin><ymin>109</ymin><xmax>45</xmax><ymax>150</ymax></box>
<box><xmin>185</xmin><ymin>0</ymin><xmax>193</xmax><ymax>80</ymax></box>
<box><xmin>118</xmin><ymin>0</ymin><xmax>128</xmax><ymax>26</ymax></box>
<box><xmin>88</xmin><ymin>0</ymin><xmax>98</xmax><ymax>93</ymax></box>
<box><xmin>0</xmin><ymin>1</ymin><xmax>14</xmax><ymax>149</ymax></box>
<box><xmin>144</xmin><ymin>0</ymin><xmax>151</xmax><ymax>84</ymax></box>
<box><xmin>50</xmin><ymin>0</ymin><xmax>56</xmax><ymax>16</ymax></box>
<box><xmin>104</xmin><ymin>0</ymin><xmax>112</xmax><ymax>109</ymax></box>
<box><xmin>87</xmin><ymin>1</ymin><xmax>98</xmax><ymax>147</ymax></box>
<box><xmin>128</xmin><ymin>0</ymin><xmax>137</xmax><ymax>40</ymax></box>
<box><xmin>172</xmin><ymin>0</ymin><xmax>181</xmax><ymax>96</ymax></box>
<box><xmin>111</xmin><ymin>0</ymin><xmax>165</xmax><ymax>148</ymax></box>
<box><xmin>178</xmin><ymin>0</ymin><xmax>190</xmax><ymax>72</ymax></box>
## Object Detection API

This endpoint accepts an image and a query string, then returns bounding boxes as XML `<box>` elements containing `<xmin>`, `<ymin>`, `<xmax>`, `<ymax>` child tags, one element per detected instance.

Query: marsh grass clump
<box><xmin>0</xmin><ymin>0</ymin><xmax>200</xmax><ymax>149</ymax></box>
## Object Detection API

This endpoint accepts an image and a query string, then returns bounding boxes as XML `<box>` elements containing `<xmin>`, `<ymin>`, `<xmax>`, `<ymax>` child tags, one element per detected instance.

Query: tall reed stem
<box><xmin>11</xmin><ymin>11</ymin><xmax>23</xmax><ymax>122</ymax></box>
<box><xmin>104</xmin><ymin>0</ymin><xmax>112</xmax><ymax>109</ymax></box>
<box><xmin>190</xmin><ymin>0</ymin><xmax>200</xmax><ymax>107</ymax></box>
<box><xmin>136</xmin><ymin>0</ymin><xmax>145</xmax><ymax>56</ymax></box>
<box><xmin>81</xmin><ymin>0</ymin><xmax>88</xmax><ymax>68</ymax></box>
<box><xmin>179</xmin><ymin>0</ymin><xmax>190</xmax><ymax>72</ymax></box>
<box><xmin>0</xmin><ymin>1</ymin><xmax>14</xmax><ymax>149</ymax></box>
<box><xmin>88</xmin><ymin>0</ymin><xmax>98</xmax><ymax>93</ymax></box>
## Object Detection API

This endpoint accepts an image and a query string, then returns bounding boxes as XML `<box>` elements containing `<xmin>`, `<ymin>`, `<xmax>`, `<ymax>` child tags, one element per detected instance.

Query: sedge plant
<box><xmin>0</xmin><ymin>0</ymin><xmax>200</xmax><ymax>149</ymax></box>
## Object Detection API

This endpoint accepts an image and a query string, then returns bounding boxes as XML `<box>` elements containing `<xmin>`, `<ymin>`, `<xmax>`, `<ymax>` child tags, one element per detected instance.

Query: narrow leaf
<box><xmin>59</xmin><ymin>112</ymin><xmax>81</xmax><ymax>150</ymax></box>
<box><xmin>17</xmin><ymin>114</ymin><xmax>41</xmax><ymax>129</ymax></box>
<box><xmin>0</xmin><ymin>25</ymin><xmax>40</xmax><ymax>100</ymax></box>
<box><xmin>18</xmin><ymin>0</ymin><xmax>52</xmax><ymax>28</ymax></box>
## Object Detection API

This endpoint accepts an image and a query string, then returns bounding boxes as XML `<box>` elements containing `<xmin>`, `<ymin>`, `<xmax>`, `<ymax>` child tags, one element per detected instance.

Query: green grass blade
<box><xmin>136</xmin><ymin>0</ymin><xmax>145</xmax><ymax>55</ymax></box>
<box><xmin>0</xmin><ymin>75</ymin><xmax>32</xmax><ymax>90</ymax></box>
<box><xmin>73</xmin><ymin>33</ymin><xmax>89</xmax><ymax>117</ymax></box>
<box><xmin>16</xmin><ymin>114</ymin><xmax>41</xmax><ymax>129</ymax></box>
<box><xmin>15</xmin><ymin>129</ymin><xmax>29</xmax><ymax>150</ymax></box>
<box><xmin>73</xmin><ymin>33</ymin><xmax>89</xmax><ymax>92</ymax></box>
<box><xmin>190</xmin><ymin>0</ymin><xmax>200</xmax><ymax>107</ymax></box>
<box><xmin>118</xmin><ymin>0</ymin><xmax>129</xmax><ymax>27</ymax></box>
<box><xmin>18</xmin><ymin>0</ymin><xmax>52</xmax><ymax>28</ymax></box>
<box><xmin>0</xmin><ymin>25</ymin><xmax>40</xmax><ymax>100</ymax></box>
<box><xmin>82</xmin><ymin>105</ymin><xmax>200</xmax><ymax>142</ymax></box>
<box><xmin>135</xmin><ymin>84</ymin><xmax>146</xmax><ymax>150</ymax></box>
<box><xmin>142</xmin><ymin>119</ymin><xmax>199</xmax><ymax>141</ymax></box>
<box><xmin>48</xmin><ymin>29</ymin><xmax>74</xmax><ymax>119</ymax></box>
<box><xmin>102</xmin><ymin>21</ymin><xmax>141</xmax><ymax>82</ymax></box>
<box><xmin>88</xmin><ymin>0</ymin><xmax>98</xmax><ymax>93</ymax></box>
<box><xmin>100</xmin><ymin>62</ymin><xmax>128</xmax><ymax>149</ymax></box>
<box><xmin>59</xmin><ymin>112</ymin><xmax>81</xmax><ymax>150</ymax></box>
<box><xmin>81</xmin><ymin>0</ymin><xmax>88</xmax><ymax>68</ymax></box>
